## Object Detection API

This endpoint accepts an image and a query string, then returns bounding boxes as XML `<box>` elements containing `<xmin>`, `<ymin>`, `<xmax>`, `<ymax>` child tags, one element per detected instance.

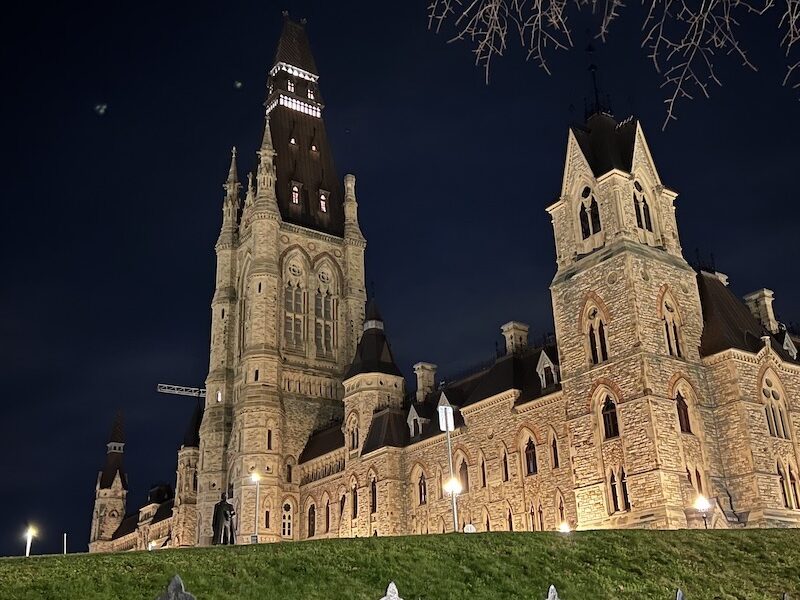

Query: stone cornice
<box><xmin>459</xmin><ymin>389</ymin><xmax>519</xmax><ymax>416</ymax></box>
<box><xmin>281</xmin><ymin>222</ymin><xmax>345</xmax><ymax>245</ymax></box>
<box><xmin>702</xmin><ymin>347</ymin><xmax>800</xmax><ymax>374</ymax></box>
<box><xmin>515</xmin><ymin>389</ymin><xmax>564</xmax><ymax>413</ymax></box>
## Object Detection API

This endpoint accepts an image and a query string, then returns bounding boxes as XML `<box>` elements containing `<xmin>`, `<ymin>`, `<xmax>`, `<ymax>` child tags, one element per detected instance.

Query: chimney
<box><xmin>501</xmin><ymin>321</ymin><xmax>529</xmax><ymax>354</ymax></box>
<box><xmin>743</xmin><ymin>289</ymin><xmax>779</xmax><ymax>334</ymax></box>
<box><xmin>413</xmin><ymin>362</ymin><xmax>437</xmax><ymax>402</ymax></box>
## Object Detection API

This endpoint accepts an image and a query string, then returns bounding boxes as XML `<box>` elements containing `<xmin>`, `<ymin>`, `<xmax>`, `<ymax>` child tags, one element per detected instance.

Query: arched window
<box><xmin>418</xmin><ymin>473</ymin><xmax>427</xmax><ymax>505</ymax></box>
<box><xmin>589</xmin><ymin>197</ymin><xmax>602</xmax><ymax>234</ymax></box>
<box><xmin>507</xmin><ymin>510</ymin><xmax>514</xmax><ymax>531</ymax></box>
<box><xmin>286</xmin><ymin>463</ymin><xmax>292</xmax><ymax>483</ymax></box>
<box><xmin>790</xmin><ymin>466</ymin><xmax>800</xmax><ymax>509</ymax></box>
<box><xmin>602</xmin><ymin>396</ymin><xmax>620</xmax><ymax>439</ymax></box>
<box><xmin>586</xmin><ymin>306</ymin><xmax>609</xmax><ymax>365</ymax></box>
<box><xmin>348</xmin><ymin>414</ymin><xmax>359</xmax><ymax>450</ymax></box>
<box><xmin>609</xmin><ymin>471</ymin><xmax>620</xmax><ymax>513</ymax></box>
<box><xmin>351</xmin><ymin>484</ymin><xmax>358</xmax><ymax>519</ymax></box>
<box><xmin>632</xmin><ymin>181</ymin><xmax>654</xmax><ymax>233</ymax></box>
<box><xmin>676</xmin><ymin>392</ymin><xmax>692</xmax><ymax>433</ymax></box>
<box><xmin>662</xmin><ymin>296</ymin><xmax>683</xmax><ymax>358</ymax></box>
<box><xmin>485</xmin><ymin>513</ymin><xmax>491</xmax><ymax>532</ymax></box>
<box><xmin>307</xmin><ymin>504</ymin><xmax>316</xmax><ymax>537</ymax></box>
<box><xmin>192</xmin><ymin>471</ymin><xmax>198</xmax><ymax>492</ymax></box>
<box><xmin>291</xmin><ymin>184</ymin><xmax>300</xmax><ymax>204</ymax></box>
<box><xmin>314</xmin><ymin>285</ymin><xmax>336</xmax><ymax>358</ymax></box>
<box><xmin>578</xmin><ymin>186</ymin><xmax>602</xmax><ymax>240</ymax></box>
<box><xmin>370</xmin><ymin>477</ymin><xmax>378</xmax><ymax>514</ymax></box>
<box><xmin>537</xmin><ymin>503</ymin><xmax>544</xmax><ymax>530</ymax></box>
<box><xmin>325</xmin><ymin>500</ymin><xmax>330</xmax><ymax>532</ymax></box>
<box><xmin>265</xmin><ymin>510</ymin><xmax>270</xmax><ymax>528</ymax></box>
<box><xmin>319</xmin><ymin>192</ymin><xmax>328</xmax><ymax>213</ymax></box>
<box><xmin>551</xmin><ymin>436</ymin><xmax>560</xmax><ymax>469</ymax></box>
<box><xmin>695</xmin><ymin>469</ymin><xmax>703</xmax><ymax>494</ymax></box>
<box><xmin>267</xmin><ymin>429</ymin><xmax>273</xmax><ymax>450</ymax></box>
<box><xmin>557</xmin><ymin>495</ymin><xmax>565</xmax><ymax>523</ymax></box>
<box><xmin>762</xmin><ymin>374</ymin><xmax>790</xmax><ymax>440</ymax></box>
<box><xmin>779</xmin><ymin>463</ymin><xmax>790</xmax><ymax>508</ymax></box>
<box><xmin>525</xmin><ymin>439</ymin><xmax>538</xmax><ymax>475</ymax></box>
<box><xmin>339</xmin><ymin>494</ymin><xmax>346</xmax><ymax>516</ymax></box>
<box><xmin>283</xmin><ymin>282</ymin><xmax>304</xmax><ymax>349</ymax></box>
<box><xmin>529</xmin><ymin>504</ymin><xmax>536</xmax><ymax>531</ymax></box>
<box><xmin>281</xmin><ymin>503</ymin><xmax>293</xmax><ymax>538</ymax></box>
<box><xmin>621</xmin><ymin>469</ymin><xmax>631</xmax><ymax>510</ymax></box>
<box><xmin>458</xmin><ymin>460</ymin><xmax>470</xmax><ymax>492</ymax></box>
<box><xmin>480</xmin><ymin>458</ymin><xmax>487</xmax><ymax>487</ymax></box>
<box><xmin>502</xmin><ymin>450</ymin><xmax>510</xmax><ymax>482</ymax></box>
<box><xmin>287</xmin><ymin>80</ymin><xmax>295</xmax><ymax>93</ymax></box>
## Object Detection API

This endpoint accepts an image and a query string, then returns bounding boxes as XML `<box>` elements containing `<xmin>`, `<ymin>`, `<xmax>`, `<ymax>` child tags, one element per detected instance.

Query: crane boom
<box><xmin>157</xmin><ymin>384</ymin><xmax>206</xmax><ymax>398</ymax></box>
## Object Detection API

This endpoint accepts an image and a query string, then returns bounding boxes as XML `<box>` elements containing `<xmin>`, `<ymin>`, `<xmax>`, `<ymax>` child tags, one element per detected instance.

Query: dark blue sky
<box><xmin>1</xmin><ymin>0</ymin><xmax>798</xmax><ymax>556</ymax></box>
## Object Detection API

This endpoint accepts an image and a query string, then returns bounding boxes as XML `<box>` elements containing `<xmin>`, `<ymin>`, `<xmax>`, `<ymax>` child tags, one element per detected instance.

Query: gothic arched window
<box><xmin>621</xmin><ymin>469</ymin><xmax>631</xmax><ymax>510</ymax></box>
<box><xmin>307</xmin><ymin>504</ymin><xmax>316</xmax><ymax>538</ymax></box>
<box><xmin>589</xmin><ymin>197</ymin><xmax>602</xmax><ymax>234</ymax></box>
<box><xmin>507</xmin><ymin>510</ymin><xmax>514</xmax><ymax>531</ymax></box>
<box><xmin>314</xmin><ymin>283</ymin><xmax>336</xmax><ymax>358</ymax></box>
<box><xmin>458</xmin><ymin>460</ymin><xmax>470</xmax><ymax>493</ymax></box>
<box><xmin>351</xmin><ymin>484</ymin><xmax>358</xmax><ymax>519</ymax></box>
<box><xmin>480</xmin><ymin>457</ymin><xmax>487</xmax><ymax>487</ymax></box>
<box><xmin>586</xmin><ymin>305</ymin><xmax>609</xmax><ymax>365</ymax></box>
<box><xmin>662</xmin><ymin>295</ymin><xmax>683</xmax><ymax>358</ymax></box>
<box><xmin>609</xmin><ymin>471</ymin><xmax>620</xmax><ymax>513</ymax></box>
<box><xmin>339</xmin><ymin>494</ymin><xmax>346</xmax><ymax>517</ymax></box>
<box><xmin>602</xmin><ymin>396</ymin><xmax>620</xmax><ymax>440</ymax></box>
<box><xmin>291</xmin><ymin>184</ymin><xmax>300</xmax><ymax>204</ymax></box>
<box><xmin>633</xmin><ymin>181</ymin><xmax>654</xmax><ymax>233</ymax></box>
<box><xmin>779</xmin><ymin>463</ymin><xmax>790</xmax><ymax>508</ymax></box>
<box><xmin>579</xmin><ymin>204</ymin><xmax>591</xmax><ymax>239</ymax></box>
<box><xmin>578</xmin><ymin>186</ymin><xmax>602</xmax><ymax>240</ymax></box>
<box><xmin>283</xmin><ymin>281</ymin><xmax>304</xmax><ymax>350</ymax></box>
<box><xmin>502</xmin><ymin>450</ymin><xmax>510</xmax><ymax>482</ymax></box>
<box><xmin>281</xmin><ymin>503</ymin><xmax>293</xmax><ymax>538</ymax></box>
<box><xmin>557</xmin><ymin>495</ymin><xmax>565</xmax><ymax>523</ymax></box>
<box><xmin>537</xmin><ymin>503</ymin><xmax>544</xmax><ymax>530</ymax></box>
<box><xmin>790</xmin><ymin>466</ymin><xmax>800</xmax><ymax>509</ymax></box>
<box><xmin>551</xmin><ymin>436</ymin><xmax>560</xmax><ymax>469</ymax></box>
<box><xmin>370</xmin><ymin>477</ymin><xmax>378</xmax><ymax>514</ymax></box>
<box><xmin>525</xmin><ymin>439</ymin><xmax>538</xmax><ymax>476</ymax></box>
<box><xmin>418</xmin><ymin>473</ymin><xmax>427</xmax><ymax>505</ymax></box>
<box><xmin>762</xmin><ymin>374</ymin><xmax>790</xmax><ymax>440</ymax></box>
<box><xmin>325</xmin><ymin>500</ymin><xmax>330</xmax><ymax>533</ymax></box>
<box><xmin>676</xmin><ymin>392</ymin><xmax>692</xmax><ymax>433</ymax></box>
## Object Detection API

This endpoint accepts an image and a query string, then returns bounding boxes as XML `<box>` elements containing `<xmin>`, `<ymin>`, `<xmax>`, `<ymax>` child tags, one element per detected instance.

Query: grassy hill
<box><xmin>1</xmin><ymin>530</ymin><xmax>799</xmax><ymax>600</ymax></box>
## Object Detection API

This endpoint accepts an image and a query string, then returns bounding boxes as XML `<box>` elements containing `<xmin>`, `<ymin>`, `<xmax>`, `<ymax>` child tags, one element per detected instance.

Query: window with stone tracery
<box><xmin>307</xmin><ymin>504</ymin><xmax>316</xmax><ymax>538</ymax></box>
<box><xmin>662</xmin><ymin>294</ymin><xmax>683</xmax><ymax>358</ymax></box>
<box><xmin>676</xmin><ymin>391</ymin><xmax>692</xmax><ymax>433</ymax></box>
<box><xmin>283</xmin><ymin>263</ymin><xmax>305</xmax><ymax>351</ymax></box>
<box><xmin>602</xmin><ymin>396</ymin><xmax>620</xmax><ymax>440</ymax></box>
<box><xmin>291</xmin><ymin>184</ymin><xmax>300</xmax><ymax>204</ymax></box>
<box><xmin>418</xmin><ymin>473</ymin><xmax>427</xmax><ymax>505</ymax></box>
<box><xmin>314</xmin><ymin>269</ymin><xmax>336</xmax><ymax>358</ymax></box>
<box><xmin>762</xmin><ymin>372</ymin><xmax>790</xmax><ymax>440</ymax></box>
<box><xmin>281</xmin><ymin>503</ymin><xmax>293</xmax><ymax>538</ymax></box>
<box><xmin>578</xmin><ymin>186</ymin><xmax>602</xmax><ymax>242</ymax></box>
<box><xmin>525</xmin><ymin>439</ymin><xmax>538</xmax><ymax>476</ymax></box>
<box><xmin>585</xmin><ymin>305</ymin><xmax>609</xmax><ymax>365</ymax></box>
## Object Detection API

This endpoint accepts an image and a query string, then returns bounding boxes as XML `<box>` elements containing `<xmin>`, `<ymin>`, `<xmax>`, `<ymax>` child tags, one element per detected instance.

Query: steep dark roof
<box><xmin>98</xmin><ymin>451</ymin><xmax>127</xmax><ymax>489</ymax></box>
<box><xmin>365</xmin><ymin>299</ymin><xmax>382</xmax><ymax>322</ymax></box>
<box><xmin>109</xmin><ymin>410</ymin><xmax>124</xmax><ymax>443</ymax></box>
<box><xmin>265</xmin><ymin>19</ymin><xmax>344</xmax><ymax>237</ymax></box>
<box><xmin>182</xmin><ymin>400</ymin><xmax>203</xmax><ymax>448</ymax></box>
<box><xmin>571</xmin><ymin>113</ymin><xmax>637</xmax><ymax>177</ymax></box>
<box><xmin>152</xmin><ymin>499</ymin><xmax>175</xmax><ymax>524</ymax></box>
<box><xmin>344</xmin><ymin>303</ymin><xmax>402</xmax><ymax>379</ymax></box>
<box><xmin>362</xmin><ymin>408</ymin><xmax>409</xmax><ymax>454</ymax></box>
<box><xmin>274</xmin><ymin>18</ymin><xmax>318</xmax><ymax>75</ymax></box>
<box><xmin>111</xmin><ymin>513</ymin><xmax>138</xmax><ymax>540</ymax></box>
<box><xmin>698</xmin><ymin>271</ymin><xmax>770</xmax><ymax>356</ymax></box>
<box><xmin>299</xmin><ymin>422</ymin><xmax>344</xmax><ymax>463</ymax></box>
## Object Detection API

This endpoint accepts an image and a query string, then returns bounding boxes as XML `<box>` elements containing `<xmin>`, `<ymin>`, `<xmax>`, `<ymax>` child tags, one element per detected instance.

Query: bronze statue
<box><xmin>211</xmin><ymin>492</ymin><xmax>236</xmax><ymax>545</ymax></box>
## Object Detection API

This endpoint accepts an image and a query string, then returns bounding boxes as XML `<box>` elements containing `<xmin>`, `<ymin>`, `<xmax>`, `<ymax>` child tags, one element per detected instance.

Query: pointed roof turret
<box><xmin>181</xmin><ymin>399</ymin><xmax>204</xmax><ymax>449</ymax></box>
<box><xmin>223</xmin><ymin>146</ymin><xmax>241</xmax><ymax>197</ymax></box>
<box><xmin>344</xmin><ymin>299</ymin><xmax>402</xmax><ymax>380</ymax></box>
<box><xmin>274</xmin><ymin>15</ymin><xmax>318</xmax><ymax>76</ymax></box>
<box><xmin>264</xmin><ymin>16</ymin><xmax>344</xmax><ymax>236</ymax></box>
<box><xmin>99</xmin><ymin>411</ymin><xmax>128</xmax><ymax>489</ymax></box>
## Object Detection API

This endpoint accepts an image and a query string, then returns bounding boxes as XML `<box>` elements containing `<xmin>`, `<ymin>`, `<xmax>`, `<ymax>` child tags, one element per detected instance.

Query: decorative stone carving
<box><xmin>379</xmin><ymin>582</ymin><xmax>403</xmax><ymax>600</ymax></box>
<box><xmin>155</xmin><ymin>575</ymin><xmax>196</xmax><ymax>600</ymax></box>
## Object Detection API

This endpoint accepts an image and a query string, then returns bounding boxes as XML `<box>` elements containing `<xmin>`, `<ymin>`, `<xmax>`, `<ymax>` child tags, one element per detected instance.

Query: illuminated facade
<box><xmin>89</xmin><ymin>16</ymin><xmax>800</xmax><ymax>553</ymax></box>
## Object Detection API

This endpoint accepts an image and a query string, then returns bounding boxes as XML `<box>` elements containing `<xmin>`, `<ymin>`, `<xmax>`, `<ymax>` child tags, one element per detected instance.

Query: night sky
<box><xmin>2</xmin><ymin>0</ymin><xmax>798</xmax><ymax>557</ymax></box>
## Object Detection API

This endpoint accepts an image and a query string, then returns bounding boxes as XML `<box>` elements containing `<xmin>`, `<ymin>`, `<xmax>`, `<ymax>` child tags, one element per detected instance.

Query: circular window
<box><xmin>318</xmin><ymin>271</ymin><xmax>331</xmax><ymax>284</ymax></box>
<box><xmin>581</xmin><ymin>186</ymin><xmax>591</xmax><ymax>198</ymax></box>
<box><xmin>288</xmin><ymin>264</ymin><xmax>302</xmax><ymax>277</ymax></box>
<box><xmin>283</xmin><ymin>503</ymin><xmax>291</xmax><ymax>512</ymax></box>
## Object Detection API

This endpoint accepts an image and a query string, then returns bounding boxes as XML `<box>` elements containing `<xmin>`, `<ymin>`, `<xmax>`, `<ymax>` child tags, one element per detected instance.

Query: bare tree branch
<box><xmin>428</xmin><ymin>0</ymin><xmax>800</xmax><ymax>126</ymax></box>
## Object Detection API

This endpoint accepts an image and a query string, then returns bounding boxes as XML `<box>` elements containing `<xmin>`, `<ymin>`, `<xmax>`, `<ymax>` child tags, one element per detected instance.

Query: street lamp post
<box><xmin>694</xmin><ymin>494</ymin><xmax>711</xmax><ymax>529</ymax></box>
<box><xmin>250</xmin><ymin>472</ymin><xmax>261</xmax><ymax>544</ymax></box>
<box><xmin>24</xmin><ymin>527</ymin><xmax>36</xmax><ymax>558</ymax></box>
<box><xmin>437</xmin><ymin>393</ymin><xmax>460</xmax><ymax>532</ymax></box>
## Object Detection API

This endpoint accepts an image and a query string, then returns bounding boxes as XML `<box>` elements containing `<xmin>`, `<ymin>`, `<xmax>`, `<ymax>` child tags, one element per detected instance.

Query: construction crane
<box><xmin>157</xmin><ymin>384</ymin><xmax>206</xmax><ymax>399</ymax></box>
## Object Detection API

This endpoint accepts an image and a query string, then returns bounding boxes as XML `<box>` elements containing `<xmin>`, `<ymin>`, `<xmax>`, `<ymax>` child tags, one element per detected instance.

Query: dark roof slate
<box><xmin>111</xmin><ymin>513</ymin><xmax>138</xmax><ymax>540</ymax></box>
<box><xmin>571</xmin><ymin>113</ymin><xmax>637</xmax><ymax>177</ymax></box>
<box><xmin>362</xmin><ymin>408</ymin><xmax>409</xmax><ymax>454</ymax></box>
<box><xmin>697</xmin><ymin>271</ymin><xmax>797</xmax><ymax>362</ymax></box>
<box><xmin>274</xmin><ymin>18</ymin><xmax>318</xmax><ymax>75</ymax></box>
<box><xmin>99</xmin><ymin>450</ymin><xmax>127</xmax><ymax>490</ymax></box>
<box><xmin>152</xmin><ymin>499</ymin><xmax>175</xmax><ymax>524</ymax></box>
<box><xmin>344</xmin><ymin>303</ymin><xmax>402</xmax><ymax>380</ymax></box>
<box><xmin>299</xmin><ymin>422</ymin><xmax>344</xmax><ymax>463</ymax></box>
<box><xmin>109</xmin><ymin>411</ymin><xmax>124</xmax><ymax>443</ymax></box>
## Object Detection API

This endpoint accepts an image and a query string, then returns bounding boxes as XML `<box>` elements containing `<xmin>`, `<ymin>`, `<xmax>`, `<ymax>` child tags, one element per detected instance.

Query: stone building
<box><xmin>89</xmin><ymin>16</ymin><xmax>800</xmax><ymax>552</ymax></box>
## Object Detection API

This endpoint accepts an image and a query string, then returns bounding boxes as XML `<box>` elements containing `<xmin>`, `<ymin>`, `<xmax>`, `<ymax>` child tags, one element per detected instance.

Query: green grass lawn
<box><xmin>1</xmin><ymin>530</ymin><xmax>798</xmax><ymax>600</ymax></box>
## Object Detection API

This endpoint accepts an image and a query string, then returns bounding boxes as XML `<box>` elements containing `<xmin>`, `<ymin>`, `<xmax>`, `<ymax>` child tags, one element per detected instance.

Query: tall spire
<box><xmin>107</xmin><ymin>409</ymin><xmax>125</xmax><ymax>452</ymax></box>
<box><xmin>223</xmin><ymin>146</ymin><xmax>241</xmax><ymax>199</ymax></box>
<box><xmin>256</xmin><ymin>117</ymin><xmax>277</xmax><ymax>197</ymax></box>
<box><xmin>99</xmin><ymin>411</ymin><xmax>128</xmax><ymax>489</ymax></box>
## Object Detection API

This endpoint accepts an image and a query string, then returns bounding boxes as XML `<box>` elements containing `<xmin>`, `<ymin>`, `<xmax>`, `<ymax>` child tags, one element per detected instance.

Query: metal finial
<box><xmin>300</xmin><ymin>17</ymin><xmax>307</xmax><ymax>25</ymax></box>
<box><xmin>231</xmin><ymin>146</ymin><xmax>237</xmax><ymax>158</ymax></box>
<box><xmin>282</xmin><ymin>10</ymin><xmax>289</xmax><ymax>17</ymax></box>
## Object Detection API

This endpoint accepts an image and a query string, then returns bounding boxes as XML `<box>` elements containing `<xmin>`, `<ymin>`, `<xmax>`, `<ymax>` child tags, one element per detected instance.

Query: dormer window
<box><xmin>291</xmin><ymin>184</ymin><xmax>300</xmax><ymax>204</ymax></box>
<box><xmin>287</xmin><ymin>80</ymin><xmax>295</xmax><ymax>93</ymax></box>
<box><xmin>536</xmin><ymin>351</ymin><xmax>559</xmax><ymax>389</ymax></box>
<box><xmin>319</xmin><ymin>191</ymin><xmax>328</xmax><ymax>213</ymax></box>
<box><xmin>289</xmin><ymin>137</ymin><xmax>297</xmax><ymax>145</ymax></box>
<box><xmin>308</xmin><ymin>88</ymin><xmax>315</xmax><ymax>100</ymax></box>
<box><xmin>311</xmin><ymin>144</ymin><xmax>318</xmax><ymax>152</ymax></box>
